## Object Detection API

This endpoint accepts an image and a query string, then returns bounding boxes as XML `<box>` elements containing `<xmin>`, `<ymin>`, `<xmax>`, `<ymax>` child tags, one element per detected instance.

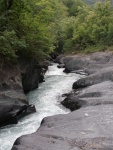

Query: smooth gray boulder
<box><xmin>62</xmin><ymin>81</ymin><xmax>113</xmax><ymax>111</ymax></box>
<box><xmin>55</xmin><ymin>55</ymin><xmax>65</xmax><ymax>64</ymax></box>
<box><xmin>0</xmin><ymin>78</ymin><xmax>36</xmax><ymax>127</ymax></box>
<box><xmin>73</xmin><ymin>66</ymin><xmax>113</xmax><ymax>89</ymax></box>
<box><xmin>12</xmin><ymin>105</ymin><xmax>113</xmax><ymax>150</ymax></box>
<box><xmin>57</xmin><ymin>64</ymin><xmax>65</xmax><ymax>68</ymax></box>
<box><xmin>64</xmin><ymin>56</ymin><xmax>89</xmax><ymax>71</ymax></box>
<box><xmin>89</xmin><ymin>52</ymin><xmax>112</xmax><ymax>64</ymax></box>
<box><xmin>56</xmin><ymin>52</ymin><xmax>113</xmax><ymax>74</ymax></box>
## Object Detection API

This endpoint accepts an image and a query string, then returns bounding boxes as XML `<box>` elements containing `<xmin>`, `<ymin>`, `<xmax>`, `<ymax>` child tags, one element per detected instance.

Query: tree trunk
<box><xmin>7</xmin><ymin>0</ymin><xmax>13</xmax><ymax>10</ymax></box>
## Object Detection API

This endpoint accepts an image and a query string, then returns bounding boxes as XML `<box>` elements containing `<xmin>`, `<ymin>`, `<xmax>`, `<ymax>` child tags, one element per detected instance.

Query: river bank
<box><xmin>0</xmin><ymin>63</ymin><xmax>80</xmax><ymax>150</ymax></box>
<box><xmin>12</xmin><ymin>51</ymin><xmax>113</xmax><ymax>150</ymax></box>
<box><xmin>0</xmin><ymin>59</ymin><xmax>48</xmax><ymax>127</ymax></box>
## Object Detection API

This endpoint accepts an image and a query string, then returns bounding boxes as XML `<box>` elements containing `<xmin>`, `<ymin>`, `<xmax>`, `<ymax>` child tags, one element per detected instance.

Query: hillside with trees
<box><xmin>61</xmin><ymin>0</ymin><xmax>113</xmax><ymax>53</ymax></box>
<box><xmin>0</xmin><ymin>0</ymin><xmax>113</xmax><ymax>64</ymax></box>
<box><xmin>0</xmin><ymin>0</ymin><xmax>67</xmax><ymax>65</ymax></box>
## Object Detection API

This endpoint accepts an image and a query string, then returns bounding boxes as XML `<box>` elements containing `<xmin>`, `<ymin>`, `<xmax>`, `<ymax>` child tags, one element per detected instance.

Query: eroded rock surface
<box><xmin>62</xmin><ymin>81</ymin><xmax>113</xmax><ymax>111</ymax></box>
<box><xmin>73</xmin><ymin>66</ymin><xmax>113</xmax><ymax>89</ymax></box>
<box><xmin>12</xmin><ymin>105</ymin><xmax>113</xmax><ymax>150</ymax></box>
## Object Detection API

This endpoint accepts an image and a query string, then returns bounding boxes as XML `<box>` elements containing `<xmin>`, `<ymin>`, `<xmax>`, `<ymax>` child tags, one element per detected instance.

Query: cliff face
<box><xmin>0</xmin><ymin>60</ymin><xmax>45</xmax><ymax>127</ymax></box>
<box><xmin>20</xmin><ymin>60</ymin><xmax>44</xmax><ymax>94</ymax></box>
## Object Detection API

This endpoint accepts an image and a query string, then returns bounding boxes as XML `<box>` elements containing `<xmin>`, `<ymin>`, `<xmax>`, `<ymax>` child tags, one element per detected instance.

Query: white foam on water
<box><xmin>0</xmin><ymin>63</ymin><xmax>81</xmax><ymax>150</ymax></box>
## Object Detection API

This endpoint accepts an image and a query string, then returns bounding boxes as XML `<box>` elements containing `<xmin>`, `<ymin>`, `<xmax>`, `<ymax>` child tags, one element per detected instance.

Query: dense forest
<box><xmin>0</xmin><ymin>0</ymin><xmax>113</xmax><ymax>64</ymax></box>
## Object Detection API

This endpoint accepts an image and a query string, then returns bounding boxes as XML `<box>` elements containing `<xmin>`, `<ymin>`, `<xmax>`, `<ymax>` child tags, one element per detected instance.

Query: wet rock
<box><xmin>0</xmin><ymin>61</ymin><xmax>38</xmax><ymax>127</ymax></box>
<box><xmin>57</xmin><ymin>64</ymin><xmax>65</xmax><ymax>68</ymax></box>
<box><xmin>0</xmin><ymin>96</ymin><xmax>27</xmax><ymax>127</ymax></box>
<box><xmin>39</xmin><ymin>74</ymin><xmax>45</xmax><ymax>83</ymax></box>
<box><xmin>0</xmin><ymin>77</ymin><xmax>36</xmax><ymax>127</ymax></box>
<box><xmin>12</xmin><ymin>105</ymin><xmax>113</xmax><ymax>150</ymax></box>
<box><xmin>21</xmin><ymin>62</ymin><xmax>43</xmax><ymax>94</ymax></box>
<box><xmin>17</xmin><ymin>104</ymin><xmax>36</xmax><ymax>120</ymax></box>
<box><xmin>71</xmin><ymin>70</ymin><xmax>87</xmax><ymax>75</ymax></box>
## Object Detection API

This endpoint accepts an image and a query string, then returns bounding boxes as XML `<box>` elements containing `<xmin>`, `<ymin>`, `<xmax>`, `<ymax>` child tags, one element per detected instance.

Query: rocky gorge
<box><xmin>11</xmin><ymin>51</ymin><xmax>113</xmax><ymax>150</ymax></box>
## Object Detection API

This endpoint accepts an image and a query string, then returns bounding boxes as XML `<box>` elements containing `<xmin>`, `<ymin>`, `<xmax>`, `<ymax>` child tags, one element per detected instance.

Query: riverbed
<box><xmin>0</xmin><ymin>63</ymin><xmax>81</xmax><ymax>150</ymax></box>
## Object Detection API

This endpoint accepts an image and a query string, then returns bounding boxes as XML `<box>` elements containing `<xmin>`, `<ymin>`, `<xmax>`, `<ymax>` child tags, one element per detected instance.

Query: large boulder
<box><xmin>21</xmin><ymin>61</ymin><xmax>45</xmax><ymax>94</ymax></box>
<box><xmin>57</xmin><ymin>64</ymin><xmax>65</xmax><ymax>68</ymax></box>
<box><xmin>73</xmin><ymin>66</ymin><xmax>113</xmax><ymax>89</ymax></box>
<box><xmin>0</xmin><ymin>61</ymin><xmax>37</xmax><ymax>127</ymax></box>
<box><xmin>62</xmin><ymin>81</ymin><xmax>113</xmax><ymax>111</ymax></box>
<box><xmin>12</xmin><ymin>105</ymin><xmax>113</xmax><ymax>150</ymax></box>
<box><xmin>56</xmin><ymin>52</ymin><xmax>113</xmax><ymax>74</ymax></box>
<box><xmin>55</xmin><ymin>55</ymin><xmax>65</xmax><ymax>64</ymax></box>
<box><xmin>89</xmin><ymin>52</ymin><xmax>112</xmax><ymax>64</ymax></box>
<box><xmin>85</xmin><ymin>52</ymin><xmax>113</xmax><ymax>74</ymax></box>
<box><xmin>64</xmin><ymin>56</ymin><xmax>89</xmax><ymax>72</ymax></box>
<box><xmin>0</xmin><ymin>75</ymin><xmax>36</xmax><ymax>127</ymax></box>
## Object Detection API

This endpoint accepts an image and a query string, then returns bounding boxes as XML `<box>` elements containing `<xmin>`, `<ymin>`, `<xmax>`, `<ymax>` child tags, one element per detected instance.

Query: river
<box><xmin>0</xmin><ymin>63</ymin><xmax>81</xmax><ymax>150</ymax></box>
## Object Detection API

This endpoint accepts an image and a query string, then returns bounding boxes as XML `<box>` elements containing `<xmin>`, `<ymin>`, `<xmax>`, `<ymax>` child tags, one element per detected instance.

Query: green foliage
<box><xmin>0</xmin><ymin>0</ymin><xmax>113</xmax><ymax>62</ymax></box>
<box><xmin>0</xmin><ymin>0</ymin><xmax>67</xmax><ymax>63</ymax></box>
<box><xmin>61</xmin><ymin>0</ymin><xmax>86</xmax><ymax>16</ymax></box>
<box><xmin>84</xmin><ymin>45</ymin><xmax>109</xmax><ymax>53</ymax></box>
<box><xmin>61</xmin><ymin>0</ymin><xmax>113</xmax><ymax>53</ymax></box>
<box><xmin>0</xmin><ymin>30</ymin><xmax>25</xmax><ymax>62</ymax></box>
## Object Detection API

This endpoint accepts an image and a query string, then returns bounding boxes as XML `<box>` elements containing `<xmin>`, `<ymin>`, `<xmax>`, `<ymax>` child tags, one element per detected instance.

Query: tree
<box><xmin>0</xmin><ymin>0</ymin><xmax>68</xmax><ymax>62</ymax></box>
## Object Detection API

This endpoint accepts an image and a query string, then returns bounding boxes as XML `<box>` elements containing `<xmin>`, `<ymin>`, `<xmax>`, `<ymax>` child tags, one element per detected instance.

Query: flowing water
<box><xmin>0</xmin><ymin>63</ymin><xmax>81</xmax><ymax>150</ymax></box>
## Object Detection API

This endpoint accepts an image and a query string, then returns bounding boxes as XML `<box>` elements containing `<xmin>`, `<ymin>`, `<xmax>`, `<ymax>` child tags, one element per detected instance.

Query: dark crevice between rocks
<box><xmin>72</xmin><ymin>81</ymin><xmax>88</xmax><ymax>89</ymax></box>
<box><xmin>21</xmin><ymin>62</ymin><xmax>45</xmax><ymax>94</ymax></box>
<box><xmin>61</xmin><ymin>97</ymin><xmax>87</xmax><ymax>111</ymax></box>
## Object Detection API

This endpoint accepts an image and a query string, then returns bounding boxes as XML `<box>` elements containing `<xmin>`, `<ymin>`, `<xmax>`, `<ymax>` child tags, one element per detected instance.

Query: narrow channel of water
<box><xmin>0</xmin><ymin>63</ymin><xmax>81</xmax><ymax>150</ymax></box>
